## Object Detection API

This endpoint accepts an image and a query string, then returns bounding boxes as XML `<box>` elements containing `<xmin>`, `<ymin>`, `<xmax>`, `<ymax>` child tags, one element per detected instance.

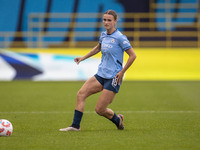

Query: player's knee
<box><xmin>77</xmin><ymin>89</ymin><xmax>87</xmax><ymax>99</ymax></box>
<box><xmin>95</xmin><ymin>106</ymin><xmax>106</xmax><ymax>116</ymax></box>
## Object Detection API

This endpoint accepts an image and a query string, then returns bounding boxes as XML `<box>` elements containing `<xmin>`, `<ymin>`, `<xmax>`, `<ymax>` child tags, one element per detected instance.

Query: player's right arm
<box><xmin>74</xmin><ymin>43</ymin><xmax>101</xmax><ymax>64</ymax></box>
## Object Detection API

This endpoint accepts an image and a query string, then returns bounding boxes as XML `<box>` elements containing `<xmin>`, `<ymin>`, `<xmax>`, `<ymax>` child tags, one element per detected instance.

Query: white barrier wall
<box><xmin>0</xmin><ymin>49</ymin><xmax>100</xmax><ymax>81</ymax></box>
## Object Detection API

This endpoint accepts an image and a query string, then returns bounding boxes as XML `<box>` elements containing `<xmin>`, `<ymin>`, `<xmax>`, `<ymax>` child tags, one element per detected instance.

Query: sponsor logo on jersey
<box><xmin>102</xmin><ymin>43</ymin><xmax>113</xmax><ymax>48</ymax></box>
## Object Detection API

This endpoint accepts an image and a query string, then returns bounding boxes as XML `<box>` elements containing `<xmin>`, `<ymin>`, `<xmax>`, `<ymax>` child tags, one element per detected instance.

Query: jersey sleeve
<box><xmin>119</xmin><ymin>35</ymin><xmax>132</xmax><ymax>51</ymax></box>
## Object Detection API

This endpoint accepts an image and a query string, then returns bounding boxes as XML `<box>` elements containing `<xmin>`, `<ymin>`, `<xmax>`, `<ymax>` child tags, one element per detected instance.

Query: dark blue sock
<box><xmin>72</xmin><ymin>110</ymin><xmax>83</xmax><ymax>129</ymax></box>
<box><xmin>110</xmin><ymin>113</ymin><xmax>120</xmax><ymax>127</ymax></box>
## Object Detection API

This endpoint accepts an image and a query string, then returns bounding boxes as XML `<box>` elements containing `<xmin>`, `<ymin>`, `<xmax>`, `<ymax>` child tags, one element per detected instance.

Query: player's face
<box><xmin>103</xmin><ymin>14</ymin><xmax>116</xmax><ymax>31</ymax></box>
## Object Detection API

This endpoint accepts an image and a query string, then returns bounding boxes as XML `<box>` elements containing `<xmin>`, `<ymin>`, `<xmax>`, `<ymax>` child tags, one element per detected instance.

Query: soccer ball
<box><xmin>0</xmin><ymin>119</ymin><xmax>13</xmax><ymax>137</ymax></box>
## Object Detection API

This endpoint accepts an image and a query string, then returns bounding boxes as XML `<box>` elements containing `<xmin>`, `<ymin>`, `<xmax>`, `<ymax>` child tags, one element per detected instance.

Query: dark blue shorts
<box><xmin>94</xmin><ymin>74</ymin><xmax>121</xmax><ymax>93</ymax></box>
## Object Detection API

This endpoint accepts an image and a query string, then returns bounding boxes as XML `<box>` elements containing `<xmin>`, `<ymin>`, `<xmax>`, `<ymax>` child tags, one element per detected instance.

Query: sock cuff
<box><xmin>72</xmin><ymin>109</ymin><xmax>83</xmax><ymax>129</ymax></box>
<box><xmin>75</xmin><ymin>109</ymin><xmax>83</xmax><ymax>115</ymax></box>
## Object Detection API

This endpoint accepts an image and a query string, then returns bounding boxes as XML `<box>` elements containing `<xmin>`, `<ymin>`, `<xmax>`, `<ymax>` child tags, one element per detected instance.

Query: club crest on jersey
<box><xmin>111</xmin><ymin>39</ymin><xmax>115</xmax><ymax>43</ymax></box>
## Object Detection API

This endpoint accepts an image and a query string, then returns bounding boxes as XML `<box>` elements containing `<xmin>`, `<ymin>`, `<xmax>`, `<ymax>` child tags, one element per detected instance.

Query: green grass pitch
<box><xmin>0</xmin><ymin>81</ymin><xmax>200</xmax><ymax>150</ymax></box>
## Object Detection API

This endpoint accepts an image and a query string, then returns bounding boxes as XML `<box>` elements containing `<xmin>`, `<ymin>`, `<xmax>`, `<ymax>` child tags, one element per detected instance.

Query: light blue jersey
<box><xmin>97</xmin><ymin>29</ymin><xmax>132</xmax><ymax>79</ymax></box>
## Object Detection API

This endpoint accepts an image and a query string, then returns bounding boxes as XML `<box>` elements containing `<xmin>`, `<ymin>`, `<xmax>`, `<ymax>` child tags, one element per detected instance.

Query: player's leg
<box><xmin>95</xmin><ymin>89</ymin><xmax>124</xmax><ymax>130</ymax></box>
<box><xmin>60</xmin><ymin>76</ymin><xmax>103</xmax><ymax>131</ymax></box>
<box><xmin>75</xmin><ymin>76</ymin><xmax>103</xmax><ymax>112</ymax></box>
<box><xmin>95</xmin><ymin>89</ymin><xmax>116</xmax><ymax>119</ymax></box>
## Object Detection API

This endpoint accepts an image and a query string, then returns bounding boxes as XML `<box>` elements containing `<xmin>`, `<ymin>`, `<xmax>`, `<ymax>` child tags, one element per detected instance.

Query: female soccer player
<box><xmin>60</xmin><ymin>10</ymin><xmax>136</xmax><ymax>131</ymax></box>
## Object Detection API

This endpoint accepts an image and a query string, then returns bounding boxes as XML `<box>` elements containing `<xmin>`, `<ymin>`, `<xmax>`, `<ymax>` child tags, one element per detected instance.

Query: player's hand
<box><xmin>115</xmin><ymin>71</ymin><xmax>124</xmax><ymax>85</ymax></box>
<box><xmin>74</xmin><ymin>57</ymin><xmax>82</xmax><ymax>64</ymax></box>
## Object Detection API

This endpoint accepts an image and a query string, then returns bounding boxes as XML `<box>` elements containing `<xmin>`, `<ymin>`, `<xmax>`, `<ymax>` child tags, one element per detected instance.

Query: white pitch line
<box><xmin>116</xmin><ymin>110</ymin><xmax>200</xmax><ymax>114</ymax></box>
<box><xmin>0</xmin><ymin>110</ymin><xmax>199</xmax><ymax>114</ymax></box>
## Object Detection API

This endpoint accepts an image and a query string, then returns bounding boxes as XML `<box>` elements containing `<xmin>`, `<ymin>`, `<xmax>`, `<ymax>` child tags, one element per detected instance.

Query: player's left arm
<box><xmin>115</xmin><ymin>48</ymin><xmax>136</xmax><ymax>85</ymax></box>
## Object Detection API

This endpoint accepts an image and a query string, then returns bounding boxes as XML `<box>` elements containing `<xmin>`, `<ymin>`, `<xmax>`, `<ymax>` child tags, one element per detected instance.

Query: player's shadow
<box><xmin>80</xmin><ymin>128</ymin><xmax>133</xmax><ymax>132</ymax></box>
